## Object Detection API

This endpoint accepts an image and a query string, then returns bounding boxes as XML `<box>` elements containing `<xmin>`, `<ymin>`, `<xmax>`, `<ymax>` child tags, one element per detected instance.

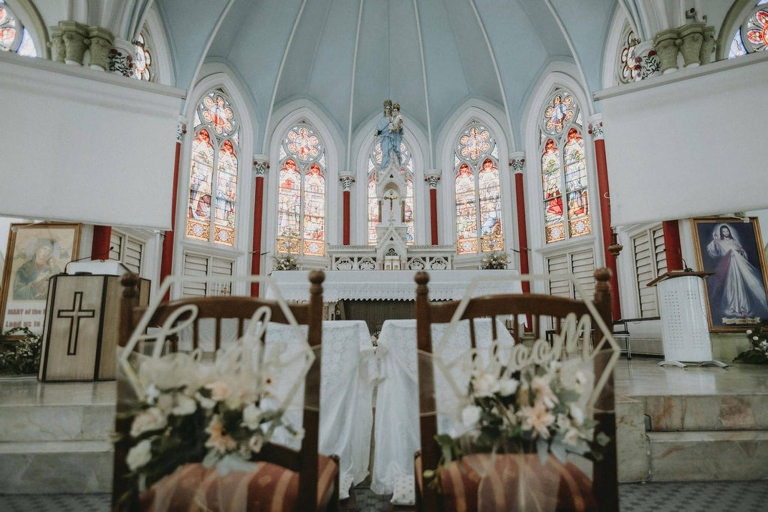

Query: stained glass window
<box><xmin>186</xmin><ymin>89</ymin><xmax>239</xmax><ymax>247</ymax></box>
<box><xmin>729</xmin><ymin>1</ymin><xmax>768</xmax><ymax>58</ymax></box>
<box><xmin>619</xmin><ymin>25</ymin><xmax>640</xmax><ymax>83</ymax></box>
<box><xmin>0</xmin><ymin>0</ymin><xmax>36</xmax><ymax>56</ymax></box>
<box><xmin>454</xmin><ymin>122</ymin><xmax>503</xmax><ymax>255</ymax></box>
<box><xmin>276</xmin><ymin>123</ymin><xmax>326</xmax><ymax>257</ymax></box>
<box><xmin>368</xmin><ymin>140</ymin><xmax>414</xmax><ymax>245</ymax></box>
<box><xmin>540</xmin><ymin>89</ymin><xmax>590</xmax><ymax>244</ymax></box>
<box><xmin>132</xmin><ymin>31</ymin><xmax>153</xmax><ymax>81</ymax></box>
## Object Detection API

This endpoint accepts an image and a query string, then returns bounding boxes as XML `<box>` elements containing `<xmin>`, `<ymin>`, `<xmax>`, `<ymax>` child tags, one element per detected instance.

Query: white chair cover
<box><xmin>371</xmin><ymin>318</ymin><xmax>515</xmax><ymax>504</ymax></box>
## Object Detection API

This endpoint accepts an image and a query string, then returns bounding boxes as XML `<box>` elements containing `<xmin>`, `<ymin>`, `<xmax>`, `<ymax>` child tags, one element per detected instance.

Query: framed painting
<box><xmin>0</xmin><ymin>223</ymin><xmax>81</xmax><ymax>334</ymax></box>
<box><xmin>692</xmin><ymin>217</ymin><xmax>768</xmax><ymax>332</ymax></box>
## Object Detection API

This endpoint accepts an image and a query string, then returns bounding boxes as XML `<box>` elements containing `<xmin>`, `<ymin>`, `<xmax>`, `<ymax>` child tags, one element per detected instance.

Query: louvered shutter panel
<box><xmin>210</xmin><ymin>257</ymin><xmax>234</xmax><ymax>296</ymax></box>
<box><xmin>109</xmin><ymin>232</ymin><xmax>122</xmax><ymax>262</ymax></box>
<box><xmin>570</xmin><ymin>249</ymin><xmax>595</xmax><ymax>301</ymax></box>
<box><xmin>547</xmin><ymin>254</ymin><xmax>571</xmax><ymax>298</ymax></box>
<box><xmin>123</xmin><ymin>236</ymin><xmax>143</xmax><ymax>274</ymax></box>
<box><xmin>182</xmin><ymin>253</ymin><xmax>209</xmax><ymax>297</ymax></box>
<box><xmin>632</xmin><ymin>226</ymin><xmax>667</xmax><ymax>318</ymax></box>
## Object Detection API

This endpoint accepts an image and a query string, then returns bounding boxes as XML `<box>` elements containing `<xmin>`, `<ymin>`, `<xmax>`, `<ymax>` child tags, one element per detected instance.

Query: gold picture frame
<box><xmin>0</xmin><ymin>223</ymin><xmax>81</xmax><ymax>334</ymax></box>
<box><xmin>691</xmin><ymin>217</ymin><xmax>768</xmax><ymax>332</ymax></box>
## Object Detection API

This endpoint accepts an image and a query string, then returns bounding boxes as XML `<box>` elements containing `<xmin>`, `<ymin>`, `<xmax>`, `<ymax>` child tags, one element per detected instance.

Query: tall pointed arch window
<box><xmin>539</xmin><ymin>89</ymin><xmax>590</xmax><ymax>244</ymax></box>
<box><xmin>454</xmin><ymin>122</ymin><xmax>503</xmax><ymax>255</ymax></box>
<box><xmin>728</xmin><ymin>0</ymin><xmax>768</xmax><ymax>58</ymax></box>
<box><xmin>367</xmin><ymin>139</ymin><xmax>414</xmax><ymax>245</ymax></box>
<box><xmin>276</xmin><ymin>124</ymin><xmax>326</xmax><ymax>257</ymax></box>
<box><xmin>0</xmin><ymin>0</ymin><xmax>36</xmax><ymax>56</ymax></box>
<box><xmin>186</xmin><ymin>89</ymin><xmax>240</xmax><ymax>247</ymax></box>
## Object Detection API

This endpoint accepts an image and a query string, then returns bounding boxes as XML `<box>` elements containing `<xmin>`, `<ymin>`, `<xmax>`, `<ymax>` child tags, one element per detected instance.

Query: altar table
<box><xmin>268</xmin><ymin>269</ymin><xmax>522</xmax><ymax>302</ymax></box>
<box><xmin>371</xmin><ymin>318</ymin><xmax>516</xmax><ymax>504</ymax></box>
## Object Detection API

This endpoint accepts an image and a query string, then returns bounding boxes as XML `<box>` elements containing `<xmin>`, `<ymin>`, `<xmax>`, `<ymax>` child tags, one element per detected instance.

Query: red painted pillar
<box><xmin>340</xmin><ymin>173</ymin><xmax>355</xmax><ymax>246</ymax></box>
<box><xmin>251</xmin><ymin>157</ymin><xmax>269</xmax><ymax>297</ymax></box>
<box><xmin>425</xmin><ymin>170</ymin><xmax>441</xmax><ymax>245</ymax></box>
<box><xmin>662</xmin><ymin>220</ymin><xmax>683</xmax><ymax>271</ymax></box>
<box><xmin>160</xmin><ymin>119</ymin><xmax>185</xmax><ymax>299</ymax></box>
<box><xmin>91</xmin><ymin>225</ymin><xmax>112</xmax><ymax>260</ymax></box>
<box><xmin>510</xmin><ymin>155</ymin><xmax>530</xmax><ymax>294</ymax></box>
<box><xmin>588</xmin><ymin>116</ymin><xmax>621</xmax><ymax>321</ymax></box>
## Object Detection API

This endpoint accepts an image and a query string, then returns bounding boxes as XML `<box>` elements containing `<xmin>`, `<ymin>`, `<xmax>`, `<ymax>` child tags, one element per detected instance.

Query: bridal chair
<box><xmin>112</xmin><ymin>270</ymin><xmax>339</xmax><ymax>512</ymax></box>
<box><xmin>413</xmin><ymin>269</ymin><xmax>619</xmax><ymax>512</ymax></box>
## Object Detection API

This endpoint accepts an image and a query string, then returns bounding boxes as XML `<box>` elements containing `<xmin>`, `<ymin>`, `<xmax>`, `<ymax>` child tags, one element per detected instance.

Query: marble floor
<box><xmin>4</xmin><ymin>356</ymin><xmax>766</xmax><ymax>408</ymax></box>
<box><xmin>2</xmin><ymin>357</ymin><xmax>768</xmax><ymax>510</ymax></box>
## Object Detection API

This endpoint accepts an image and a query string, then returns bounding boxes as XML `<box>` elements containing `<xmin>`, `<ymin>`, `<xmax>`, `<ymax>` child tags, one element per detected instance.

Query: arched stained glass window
<box><xmin>186</xmin><ymin>89</ymin><xmax>239</xmax><ymax>247</ymax></box>
<box><xmin>454</xmin><ymin>122</ymin><xmax>503</xmax><ymax>255</ymax></box>
<box><xmin>618</xmin><ymin>24</ymin><xmax>641</xmax><ymax>83</ymax></box>
<box><xmin>540</xmin><ymin>89</ymin><xmax>590</xmax><ymax>244</ymax></box>
<box><xmin>132</xmin><ymin>30</ymin><xmax>153</xmax><ymax>81</ymax></box>
<box><xmin>367</xmin><ymin>140</ymin><xmax>414</xmax><ymax>245</ymax></box>
<box><xmin>277</xmin><ymin>123</ymin><xmax>326</xmax><ymax>257</ymax></box>
<box><xmin>0</xmin><ymin>0</ymin><xmax>36</xmax><ymax>56</ymax></box>
<box><xmin>729</xmin><ymin>0</ymin><xmax>768</xmax><ymax>58</ymax></box>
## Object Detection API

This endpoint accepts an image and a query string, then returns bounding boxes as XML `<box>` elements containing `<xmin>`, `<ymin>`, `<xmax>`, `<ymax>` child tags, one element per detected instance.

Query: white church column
<box><xmin>424</xmin><ymin>169</ymin><xmax>441</xmax><ymax>245</ymax></box>
<box><xmin>251</xmin><ymin>156</ymin><xmax>269</xmax><ymax>296</ymax></box>
<box><xmin>339</xmin><ymin>172</ymin><xmax>356</xmax><ymax>246</ymax></box>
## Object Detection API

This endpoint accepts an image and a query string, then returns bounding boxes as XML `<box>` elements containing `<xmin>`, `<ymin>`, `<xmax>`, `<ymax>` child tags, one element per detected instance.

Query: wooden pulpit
<box><xmin>39</xmin><ymin>271</ymin><xmax>149</xmax><ymax>381</ymax></box>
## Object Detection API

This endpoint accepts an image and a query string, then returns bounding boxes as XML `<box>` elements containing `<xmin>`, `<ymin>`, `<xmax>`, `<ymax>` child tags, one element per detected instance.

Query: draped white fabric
<box><xmin>371</xmin><ymin>319</ymin><xmax>516</xmax><ymax>504</ymax></box>
<box><xmin>173</xmin><ymin>319</ymin><xmax>375</xmax><ymax>500</ymax></box>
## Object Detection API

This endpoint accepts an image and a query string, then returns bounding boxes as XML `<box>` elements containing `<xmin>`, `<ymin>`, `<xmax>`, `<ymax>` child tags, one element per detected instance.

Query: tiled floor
<box><xmin>3</xmin><ymin>481</ymin><xmax>768</xmax><ymax>512</ymax></box>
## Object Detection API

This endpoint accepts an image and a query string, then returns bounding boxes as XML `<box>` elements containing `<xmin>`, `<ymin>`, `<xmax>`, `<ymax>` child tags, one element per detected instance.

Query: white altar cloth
<box><xmin>268</xmin><ymin>270</ymin><xmax>522</xmax><ymax>302</ymax></box>
<box><xmin>371</xmin><ymin>318</ymin><xmax>516</xmax><ymax>504</ymax></box>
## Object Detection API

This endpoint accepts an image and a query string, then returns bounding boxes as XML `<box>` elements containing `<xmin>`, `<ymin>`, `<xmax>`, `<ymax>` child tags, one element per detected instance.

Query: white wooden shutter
<box><xmin>547</xmin><ymin>254</ymin><xmax>571</xmax><ymax>298</ymax></box>
<box><xmin>182</xmin><ymin>253</ymin><xmax>234</xmax><ymax>297</ymax></box>
<box><xmin>632</xmin><ymin>225</ymin><xmax>667</xmax><ymax>318</ymax></box>
<box><xmin>546</xmin><ymin>249</ymin><xmax>595</xmax><ymax>300</ymax></box>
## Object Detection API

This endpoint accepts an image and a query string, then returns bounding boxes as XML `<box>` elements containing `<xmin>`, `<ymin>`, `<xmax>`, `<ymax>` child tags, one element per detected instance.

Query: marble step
<box><xmin>644</xmin><ymin>394</ymin><xmax>768</xmax><ymax>431</ymax></box>
<box><xmin>0</xmin><ymin>404</ymin><xmax>115</xmax><ymax>442</ymax></box>
<box><xmin>647</xmin><ymin>430</ymin><xmax>768</xmax><ymax>482</ymax></box>
<box><xmin>0</xmin><ymin>440</ymin><xmax>114</xmax><ymax>493</ymax></box>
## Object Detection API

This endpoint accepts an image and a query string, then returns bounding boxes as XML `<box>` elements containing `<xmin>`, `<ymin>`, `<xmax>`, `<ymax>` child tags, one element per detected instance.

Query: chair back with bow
<box><xmin>111</xmin><ymin>270</ymin><xmax>339</xmax><ymax>512</ymax></box>
<box><xmin>414</xmin><ymin>269</ymin><xmax>619</xmax><ymax>512</ymax></box>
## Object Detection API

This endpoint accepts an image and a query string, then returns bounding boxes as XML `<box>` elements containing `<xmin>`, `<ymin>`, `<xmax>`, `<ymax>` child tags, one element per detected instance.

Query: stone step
<box><xmin>0</xmin><ymin>404</ymin><xmax>115</xmax><ymax>442</ymax></box>
<box><xmin>644</xmin><ymin>394</ymin><xmax>768</xmax><ymax>431</ymax></box>
<box><xmin>647</xmin><ymin>430</ymin><xmax>768</xmax><ymax>482</ymax></box>
<box><xmin>0</xmin><ymin>441</ymin><xmax>114</xmax><ymax>493</ymax></box>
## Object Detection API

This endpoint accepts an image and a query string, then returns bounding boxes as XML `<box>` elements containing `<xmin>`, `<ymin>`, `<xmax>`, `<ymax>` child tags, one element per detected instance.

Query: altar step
<box><xmin>0</xmin><ymin>379</ymin><xmax>115</xmax><ymax>494</ymax></box>
<box><xmin>616</xmin><ymin>365</ymin><xmax>768</xmax><ymax>484</ymax></box>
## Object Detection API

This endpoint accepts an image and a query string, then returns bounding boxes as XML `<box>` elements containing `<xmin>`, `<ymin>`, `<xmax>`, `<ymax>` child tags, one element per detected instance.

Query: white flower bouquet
<box><xmin>734</xmin><ymin>321</ymin><xmax>768</xmax><ymax>364</ymax></box>
<box><xmin>273</xmin><ymin>253</ymin><xmax>299</xmax><ymax>271</ymax></box>
<box><xmin>119</xmin><ymin>344</ymin><xmax>303</xmax><ymax>491</ymax></box>
<box><xmin>426</xmin><ymin>355</ymin><xmax>608</xmax><ymax>494</ymax></box>
<box><xmin>480</xmin><ymin>251</ymin><xmax>508</xmax><ymax>270</ymax></box>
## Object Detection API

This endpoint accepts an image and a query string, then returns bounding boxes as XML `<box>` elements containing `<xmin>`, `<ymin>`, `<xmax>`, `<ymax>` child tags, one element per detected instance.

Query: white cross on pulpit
<box><xmin>57</xmin><ymin>291</ymin><xmax>96</xmax><ymax>355</ymax></box>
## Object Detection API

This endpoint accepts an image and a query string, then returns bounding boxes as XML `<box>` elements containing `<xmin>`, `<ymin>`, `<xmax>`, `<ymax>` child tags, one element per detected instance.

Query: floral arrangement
<box><xmin>734</xmin><ymin>321</ymin><xmax>768</xmax><ymax>364</ymax></box>
<box><xmin>480</xmin><ymin>251</ymin><xmax>508</xmax><ymax>270</ymax></box>
<box><xmin>273</xmin><ymin>253</ymin><xmax>300</xmax><ymax>271</ymax></box>
<box><xmin>425</xmin><ymin>359</ymin><xmax>607</xmax><ymax>490</ymax></box>
<box><xmin>0</xmin><ymin>327</ymin><xmax>43</xmax><ymax>375</ymax></box>
<box><xmin>117</xmin><ymin>344</ymin><xmax>302</xmax><ymax>497</ymax></box>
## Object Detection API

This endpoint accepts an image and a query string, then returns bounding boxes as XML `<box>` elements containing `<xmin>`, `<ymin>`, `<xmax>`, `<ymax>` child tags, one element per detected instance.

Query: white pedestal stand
<box><xmin>649</xmin><ymin>271</ymin><xmax>728</xmax><ymax>368</ymax></box>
